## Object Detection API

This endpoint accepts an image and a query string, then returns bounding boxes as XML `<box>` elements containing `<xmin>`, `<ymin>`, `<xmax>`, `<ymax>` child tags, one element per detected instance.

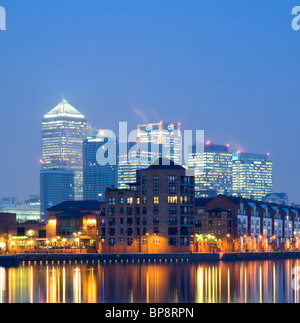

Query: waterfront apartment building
<box><xmin>232</xmin><ymin>152</ymin><xmax>273</xmax><ymax>201</ymax></box>
<box><xmin>83</xmin><ymin>130</ymin><xmax>118</xmax><ymax>201</ymax></box>
<box><xmin>101</xmin><ymin>158</ymin><xmax>195</xmax><ymax>254</ymax></box>
<box><xmin>40</xmin><ymin>169</ymin><xmax>75</xmax><ymax>220</ymax></box>
<box><xmin>188</xmin><ymin>142</ymin><xmax>233</xmax><ymax>197</ymax></box>
<box><xmin>41</xmin><ymin>100</ymin><xmax>87</xmax><ymax>201</ymax></box>
<box><xmin>195</xmin><ymin>195</ymin><xmax>300</xmax><ymax>248</ymax></box>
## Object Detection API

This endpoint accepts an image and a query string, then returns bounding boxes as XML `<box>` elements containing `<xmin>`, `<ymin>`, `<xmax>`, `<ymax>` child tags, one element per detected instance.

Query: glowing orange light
<box><xmin>205</xmin><ymin>141</ymin><xmax>211</xmax><ymax>146</ymax></box>
<box><xmin>237</xmin><ymin>150</ymin><xmax>241</xmax><ymax>154</ymax></box>
<box><xmin>226</xmin><ymin>144</ymin><xmax>230</xmax><ymax>148</ymax></box>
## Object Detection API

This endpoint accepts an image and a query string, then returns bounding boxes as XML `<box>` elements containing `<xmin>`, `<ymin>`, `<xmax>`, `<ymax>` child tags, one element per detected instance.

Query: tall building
<box><xmin>188</xmin><ymin>142</ymin><xmax>233</xmax><ymax>197</ymax></box>
<box><xmin>101</xmin><ymin>158</ymin><xmax>195</xmax><ymax>254</ymax></box>
<box><xmin>41</xmin><ymin>100</ymin><xmax>87</xmax><ymax>200</ymax></box>
<box><xmin>137</xmin><ymin>122</ymin><xmax>182</xmax><ymax>165</ymax></box>
<box><xmin>232</xmin><ymin>152</ymin><xmax>273</xmax><ymax>201</ymax></box>
<box><xmin>83</xmin><ymin>130</ymin><xmax>118</xmax><ymax>201</ymax></box>
<box><xmin>40</xmin><ymin>169</ymin><xmax>75</xmax><ymax>220</ymax></box>
<box><xmin>117</xmin><ymin>142</ymin><xmax>161</xmax><ymax>190</ymax></box>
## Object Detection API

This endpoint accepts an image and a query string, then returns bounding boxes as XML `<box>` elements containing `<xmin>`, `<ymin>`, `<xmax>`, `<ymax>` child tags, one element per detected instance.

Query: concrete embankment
<box><xmin>221</xmin><ymin>252</ymin><xmax>300</xmax><ymax>262</ymax></box>
<box><xmin>0</xmin><ymin>253</ymin><xmax>219</xmax><ymax>266</ymax></box>
<box><xmin>1</xmin><ymin>252</ymin><xmax>300</xmax><ymax>267</ymax></box>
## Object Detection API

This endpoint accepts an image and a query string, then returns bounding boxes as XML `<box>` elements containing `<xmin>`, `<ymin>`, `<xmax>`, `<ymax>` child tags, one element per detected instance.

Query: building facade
<box><xmin>101</xmin><ymin>158</ymin><xmax>195</xmax><ymax>254</ymax></box>
<box><xmin>40</xmin><ymin>169</ymin><xmax>75</xmax><ymax>220</ymax></box>
<box><xmin>137</xmin><ymin>122</ymin><xmax>182</xmax><ymax>166</ymax></box>
<box><xmin>188</xmin><ymin>142</ymin><xmax>233</xmax><ymax>197</ymax></box>
<box><xmin>83</xmin><ymin>130</ymin><xmax>118</xmax><ymax>201</ymax></box>
<box><xmin>41</xmin><ymin>100</ymin><xmax>87</xmax><ymax>201</ymax></box>
<box><xmin>232</xmin><ymin>152</ymin><xmax>273</xmax><ymax>201</ymax></box>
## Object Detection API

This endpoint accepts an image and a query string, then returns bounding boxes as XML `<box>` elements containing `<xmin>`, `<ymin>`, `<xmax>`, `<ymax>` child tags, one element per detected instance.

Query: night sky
<box><xmin>0</xmin><ymin>0</ymin><xmax>299</xmax><ymax>203</ymax></box>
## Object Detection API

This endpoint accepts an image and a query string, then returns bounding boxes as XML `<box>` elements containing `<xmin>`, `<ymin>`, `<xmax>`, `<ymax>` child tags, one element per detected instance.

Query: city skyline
<box><xmin>0</xmin><ymin>1</ymin><xmax>299</xmax><ymax>204</ymax></box>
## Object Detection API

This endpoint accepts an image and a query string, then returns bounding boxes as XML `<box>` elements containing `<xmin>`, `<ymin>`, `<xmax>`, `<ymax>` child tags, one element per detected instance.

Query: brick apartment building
<box><xmin>195</xmin><ymin>195</ymin><xmax>300</xmax><ymax>241</ymax></box>
<box><xmin>100</xmin><ymin>158</ymin><xmax>195</xmax><ymax>254</ymax></box>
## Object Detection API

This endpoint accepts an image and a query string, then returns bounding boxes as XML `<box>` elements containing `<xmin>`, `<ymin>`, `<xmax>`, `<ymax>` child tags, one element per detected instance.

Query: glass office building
<box><xmin>232</xmin><ymin>152</ymin><xmax>273</xmax><ymax>201</ymax></box>
<box><xmin>40</xmin><ymin>169</ymin><xmax>75</xmax><ymax>220</ymax></box>
<box><xmin>83</xmin><ymin>130</ymin><xmax>118</xmax><ymax>201</ymax></box>
<box><xmin>137</xmin><ymin>122</ymin><xmax>182</xmax><ymax>166</ymax></box>
<box><xmin>188</xmin><ymin>143</ymin><xmax>233</xmax><ymax>197</ymax></box>
<box><xmin>41</xmin><ymin>100</ymin><xmax>87</xmax><ymax>201</ymax></box>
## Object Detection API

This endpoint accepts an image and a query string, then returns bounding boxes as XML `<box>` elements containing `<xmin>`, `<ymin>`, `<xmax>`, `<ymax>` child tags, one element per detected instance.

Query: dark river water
<box><xmin>0</xmin><ymin>259</ymin><xmax>300</xmax><ymax>303</ymax></box>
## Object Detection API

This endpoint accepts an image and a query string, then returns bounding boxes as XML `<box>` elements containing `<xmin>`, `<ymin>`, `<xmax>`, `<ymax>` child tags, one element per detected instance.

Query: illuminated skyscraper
<box><xmin>137</xmin><ymin>122</ymin><xmax>182</xmax><ymax>165</ymax></box>
<box><xmin>232</xmin><ymin>152</ymin><xmax>273</xmax><ymax>201</ymax></box>
<box><xmin>188</xmin><ymin>142</ymin><xmax>233</xmax><ymax>197</ymax></box>
<box><xmin>117</xmin><ymin>142</ymin><xmax>160</xmax><ymax>190</ymax></box>
<box><xmin>41</xmin><ymin>100</ymin><xmax>87</xmax><ymax>201</ymax></box>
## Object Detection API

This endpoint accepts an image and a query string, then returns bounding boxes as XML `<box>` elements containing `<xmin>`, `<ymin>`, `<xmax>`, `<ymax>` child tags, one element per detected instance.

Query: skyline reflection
<box><xmin>0</xmin><ymin>260</ymin><xmax>299</xmax><ymax>303</ymax></box>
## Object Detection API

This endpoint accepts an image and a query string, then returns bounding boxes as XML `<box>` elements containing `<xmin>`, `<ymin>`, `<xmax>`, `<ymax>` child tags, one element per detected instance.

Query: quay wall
<box><xmin>1</xmin><ymin>252</ymin><xmax>300</xmax><ymax>267</ymax></box>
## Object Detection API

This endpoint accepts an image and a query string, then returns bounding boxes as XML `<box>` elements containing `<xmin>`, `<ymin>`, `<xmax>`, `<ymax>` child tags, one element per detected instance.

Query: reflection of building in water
<box><xmin>0</xmin><ymin>260</ymin><xmax>299</xmax><ymax>303</ymax></box>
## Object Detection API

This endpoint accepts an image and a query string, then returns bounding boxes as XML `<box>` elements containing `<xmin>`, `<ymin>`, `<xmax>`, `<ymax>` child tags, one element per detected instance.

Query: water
<box><xmin>0</xmin><ymin>259</ymin><xmax>299</xmax><ymax>303</ymax></box>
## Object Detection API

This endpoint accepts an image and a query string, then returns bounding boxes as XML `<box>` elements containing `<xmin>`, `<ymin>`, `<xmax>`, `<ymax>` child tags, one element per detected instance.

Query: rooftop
<box><xmin>47</xmin><ymin>200</ymin><xmax>101</xmax><ymax>211</ymax></box>
<box><xmin>44</xmin><ymin>100</ymin><xmax>85</xmax><ymax>119</ymax></box>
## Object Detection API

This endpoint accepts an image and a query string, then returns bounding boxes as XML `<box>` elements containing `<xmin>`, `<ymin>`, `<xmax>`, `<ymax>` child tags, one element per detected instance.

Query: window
<box><xmin>153</xmin><ymin>227</ymin><xmax>159</xmax><ymax>234</ymax></box>
<box><xmin>168</xmin><ymin>206</ymin><xmax>177</xmax><ymax>215</ymax></box>
<box><xmin>142</xmin><ymin>187</ymin><xmax>147</xmax><ymax>194</ymax></box>
<box><xmin>168</xmin><ymin>196</ymin><xmax>178</xmax><ymax>204</ymax></box>
<box><xmin>168</xmin><ymin>217</ymin><xmax>178</xmax><ymax>225</ymax></box>
<box><xmin>168</xmin><ymin>227</ymin><xmax>178</xmax><ymax>235</ymax></box>
<box><xmin>108</xmin><ymin>228</ymin><xmax>115</xmax><ymax>236</ymax></box>
<box><xmin>109</xmin><ymin>238</ymin><xmax>115</xmax><ymax>246</ymax></box>
<box><xmin>137</xmin><ymin>198</ymin><xmax>140</xmax><ymax>205</ymax></box>
<box><xmin>17</xmin><ymin>227</ymin><xmax>25</xmax><ymax>236</ymax></box>
<box><xmin>168</xmin><ymin>186</ymin><xmax>178</xmax><ymax>194</ymax></box>
<box><xmin>169</xmin><ymin>238</ymin><xmax>178</xmax><ymax>246</ymax></box>
<box><xmin>168</xmin><ymin>176</ymin><xmax>178</xmax><ymax>184</ymax></box>
<box><xmin>154</xmin><ymin>196</ymin><xmax>159</xmax><ymax>204</ymax></box>
<box><xmin>39</xmin><ymin>230</ymin><xmax>46</xmax><ymax>238</ymax></box>
<box><xmin>143</xmin><ymin>197</ymin><xmax>147</xmax><ymax>205</ymax></box>
<box><xmin>108</xmin><ymin>197</ymin><xmax>116</xmax><ymax>205</ymax></box>
<box><xmin>153</xmin><ymin>176</ymin><xmax>159</xmax><ymax>184</ymax></box>
<box><xmin>127</xmin><ymin>238</ymin><xmax>133</xmax><ymax>246</ymax></box>
<box><xmin>142</xmin><ymin>176</ymin><xmax>147</xmax><ymax>184</ymax></box>
<box><xmin>153</xmin><ymin>237</ymin><xmax>160</xmax><ymax>245</ymax></box>
<box><xmin>108</xmin><ymin>207</ymin><xmax>115</xmax><ymax>215</ymax></box>
<box><xmin>153</xmin><ymin>186</ymin><xmax>159</xmax><ymax>194</ymax></box>
<box><xmin>153</xmin><ymin>217</ymin><xmax>159</xmax><ymax>225</ymax></box>
<box><xmin>127</xmin><ymin>197</ymin><xmax>133</xmax><ymax>205</ymax></box>
<box><xmin>120</xmin><ymin>197</ymin><xmax>124</xmax><ymax>204</ymax></box>
<box><xmin>153</xmin><ymin>206</ymin><xmax>159</xmax><ymax>215</ymax></box>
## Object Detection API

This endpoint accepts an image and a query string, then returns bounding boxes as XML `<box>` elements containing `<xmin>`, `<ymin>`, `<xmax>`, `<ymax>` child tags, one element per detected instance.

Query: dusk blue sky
<box><xmin>0</xmin><ymin>0</ymin><xmax>299</xmax><ymax>203</ymax></box>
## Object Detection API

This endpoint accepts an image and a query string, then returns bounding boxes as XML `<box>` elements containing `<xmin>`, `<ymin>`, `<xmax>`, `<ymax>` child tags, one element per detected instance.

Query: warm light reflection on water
<box><xmin>0</xmin><ymin>259</ymin><xmax>299</xmax><ymax>303</ymax></box>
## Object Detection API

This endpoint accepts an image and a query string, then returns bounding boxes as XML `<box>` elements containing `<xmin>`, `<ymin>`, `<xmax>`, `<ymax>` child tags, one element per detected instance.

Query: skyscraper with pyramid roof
<box><xmin>41</xmin><ymin>100</ymin><xmax>87</xmax><ymax>217</ymax></box>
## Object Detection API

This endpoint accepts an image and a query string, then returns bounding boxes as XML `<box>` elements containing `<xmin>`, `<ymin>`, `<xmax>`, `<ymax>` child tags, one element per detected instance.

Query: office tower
<box><xmin>232</xmin><ymin>152</ymin><xmax>273</xmax><ymax>201</ymax></box>
<box><xmin>41</xmin><ymin>100</ymin><xmax>87</xmax><ymax>200</ymax></box>
<box><xmin>137</xmin><ymin>122</ymin><xmax>182</xmax><ymax>165</ymax></box>
<box><xmin>188</xmin><ymin>142</ymin><xmax>233</xmax><ymax>197</ymax></box>
<box><xmin>83</xmin><ymin>130</ymin><xmax>118</xmax><ymax>201</ymax></box>
<box><xmin>40</xmin><ymin>169</ymin><xmax>75</xmax><ymax>220</ymax></box>
<box><xmin>117</xmin><ymin>142</ymin><xmax>161</xmax><ymax>190</ymax></box>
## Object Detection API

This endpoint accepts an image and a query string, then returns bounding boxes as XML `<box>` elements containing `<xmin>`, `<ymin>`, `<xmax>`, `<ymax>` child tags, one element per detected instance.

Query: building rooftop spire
<box><xmin>44</xmin><ymin>100</ymin><xmax>85</xmax><ymax>119</ymax></box>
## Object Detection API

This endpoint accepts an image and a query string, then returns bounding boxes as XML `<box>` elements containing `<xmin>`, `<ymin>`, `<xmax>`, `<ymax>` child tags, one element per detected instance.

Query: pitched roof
<box><xmin>44</xmin><ymin>100</ymin><xmax>85</xmax><ymax>119</ymax></box>
<box><xmin>47</xmin><ymin>200</ymin><xmax>101</xmax><ymax>211</ymax></box>
<box><xmin>195</xmin><ymin>198</ymin><xmax>214</xmax><ymax>207</ymax></box>
<box><xmin>147</xmin><ymin>158</ymin><xmax>185</xmax><ymax>170</ymax></box>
